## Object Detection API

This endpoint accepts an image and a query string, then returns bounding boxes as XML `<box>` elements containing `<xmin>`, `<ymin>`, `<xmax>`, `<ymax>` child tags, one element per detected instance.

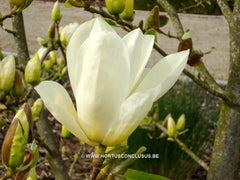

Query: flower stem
<box><xmin>90</xmin><ymin>145</ymin><xmax>107</xmax><ymax>180</ymax></box>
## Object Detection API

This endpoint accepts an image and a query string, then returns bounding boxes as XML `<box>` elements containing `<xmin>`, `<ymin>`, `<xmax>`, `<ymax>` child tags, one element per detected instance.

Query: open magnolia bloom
<box><xmin>35</xmin><ymin>17</ymin><xmax>189</xmax><ymax>146</ymax></box>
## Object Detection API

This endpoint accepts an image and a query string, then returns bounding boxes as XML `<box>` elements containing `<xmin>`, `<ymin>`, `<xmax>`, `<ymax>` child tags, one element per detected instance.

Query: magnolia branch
<box><xmin>216</xmin><ymin>0</ymin><xmax>233</xmax><ymax>23</ymax></box>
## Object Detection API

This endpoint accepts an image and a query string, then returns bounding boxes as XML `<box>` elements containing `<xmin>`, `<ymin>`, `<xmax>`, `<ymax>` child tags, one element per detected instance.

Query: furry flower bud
<box><xmin>120</xmin><ymin>0</ymin><xmax>134</xmax><ymax>20</ymax></box>
<box><xmin>51</xmin><ymin>1</ymin><xmax>61</xmax><ymax>22</ymax></box>
<box><xmin>31</xmin><ymin>98</ymin><xmax>43</xmax><ymax>121</ymax></box>
<box><xmin>176</xmin><ymin>114</ymin><xmax>186</xmax><ymax>131</ymax></box>
<box><xmin>9</xmin><ymin>0</ymin><xmax>25</xmax><ymax>6</ymax></box>
<box><xmin>61</xmin><ymin>125</ymin><xmax>71</xmax><ymax>138</ymax></box>
<box><xmin>167</xmin><ymin>116</ymin><xmax>177</xmax><ymax>138</ymax></box>
<box><xmin>0</xmin><ymin>55</ymin><xmax>16</xmax><ymax>92</ymax></box>
<box><xmin>105</xmin><ymin>0</ymin><xmax>125</xmax><ymax>15</ymax></box>
<box><xmin>13</xmin><ymin>70</ymin><xmax>25</xmax><ymax>98</ymax></box>
<box><xmin>2</xmin><ymin>118</ymin><xmax>25</xmax><ymax>168</ymax></box>
<box><xmin>43</xmin><ymin>51</ymin><xmax>56</xmax><ymax>69</ymax></box>
<box><xmin>25</xmin><ymin>54</ymin><xmax>41</xmax><ymax>85</ymax></box>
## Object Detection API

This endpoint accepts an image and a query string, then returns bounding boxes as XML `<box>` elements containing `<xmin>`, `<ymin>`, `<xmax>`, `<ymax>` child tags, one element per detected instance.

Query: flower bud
<box><xmin>176</xmin><ymin>114</ymin><xmax>186</xmax><ymax>131</ymax></box>
<box><xmin>188</xmin><ymin>49</ymin><xmax>203</xmax><ymax>67</ymax></box>
<box><xmin>52</xmin><ymin>1</ymin><xmax>61</xmax><ymax>22</ymax></box>
<box><xmin>12</xmin><ymin>70</ymin><xmax>25</xmax><ymax>98</ymax></box>
<box><xmin>105</xmin><ymin>0</ymin><xmax>125</xmax><ymax>15</ymax></box>
<box><xmin>61</xmin><ymin>125</ymin><xmax>71</xmax><ymax>138</ymax></box>
<box><xmin>0</xmin><ymin>55</ymin><xmax>16</xmax><ymax>92</ymax></box>
<box><xmin>58</xmin><ymin>55</ymin><xmax>66</xmax><ymax>69</ymax></box>
<box><xmin>9</xmin><ymin>0</ymin><xmax>25</xmax><ymax>6</ymax></box>
<box><xmin>24</xmin><ymin>53</ymin><xmax>41</xmax><ymax>85</ymax></box>
<box><xmin>31</xmin><ymin>98</ymin><xmax>43</xmax><ymax>121</ymax></box>
<box><xmin>14</xmin><ymin>103</ymin><xmax>32</xmax><ymax>143</ymax></box>
<box><xmin>120</xmin><ymin>0</ymin><xmax>134</xmax><ymax>20</ymax></box>
<box><xmin>61</xmin><ymin>66</ymin><xmax>68</xmax><ymax>76</ymax></box>
<box><xmin>60</xmin><ymin>22</ymin><xmax>79</xmax><ymax>46</ymax></box>
<box><xmin>48</xmin><ymin>23</ymin><xmax>56</xmax><ymax>39</ymax></box>
<box><xmin>43</xmin><ymin>51</ymin><xmax>56</xmax><ymax>69</ymax></box>
<box><xmin>167</xmin><ymin>116</ymin><xmax>177</xmax><ymax>138</ymax></box>
<box><xmin>145</xmin><ymin>6</ymin><xmax>160</xmax><ymax>30</ymax></box>
<box><xmin>2</xmin><ymin>118</ymin><xmax>25</xmax><ymax>168</ymax></box>
<box><xmin>178</xmin><ymin>30</ymin><xmax>192</xmax><ymax>52</ymax></box>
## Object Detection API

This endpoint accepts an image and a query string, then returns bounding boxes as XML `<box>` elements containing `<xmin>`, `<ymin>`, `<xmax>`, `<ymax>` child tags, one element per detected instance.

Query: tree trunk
<box><xmin>11</xmin><ymin>7</ymin><xmax>29</xmax><ymax>66</ymax></box>
<box><xmin>207</xmin><ymin>2</ymin><xmax>240</xmax><ymax>179</ymax></box>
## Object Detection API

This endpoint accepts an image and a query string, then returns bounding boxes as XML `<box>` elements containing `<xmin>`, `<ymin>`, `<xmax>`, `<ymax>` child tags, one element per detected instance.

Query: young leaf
<box><xmin>124</xmin><ymin>168</ymin><xmax>169</xmax><ymax>180</ymax></box>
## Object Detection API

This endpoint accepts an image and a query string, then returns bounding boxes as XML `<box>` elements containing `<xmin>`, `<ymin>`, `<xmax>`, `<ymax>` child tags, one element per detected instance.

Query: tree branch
<box><xmin>156</xmin><ymin>0</ymin><xmax>184</xmax><ymax>38</ymax></box>
<box><xmin>11</xmin><ymin>4</ymin><xmax>29</xmax><ymax>66</ymax></box>
<box><xmin>216</xmin><ymin>0</ymin><xmax>233</xmax><ymax>23</ymax></box>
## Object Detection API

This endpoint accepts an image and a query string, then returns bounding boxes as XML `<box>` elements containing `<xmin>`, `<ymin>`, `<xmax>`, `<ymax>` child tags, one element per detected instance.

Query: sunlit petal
<box><xmin>35</xmin><ymin>81</ymin><xmax>98</xmax><ymax>146</ymax></box>
<box><xmin>123</xmin><ymin>29</ymin><xmax>154</xmax><ymax>94</ymax></box>
<box><xmin>67</xmin><ymin>18</ymin><xmax>115</xmax><ymax>97</ymax></box>
<box><xmin>75</xmin><ymin>30</ymin><xmax>130</xmax><ymax>142</ymax></box>
<box><xmin>102</xmin><ymin>90</ymin><xmax>154</xmax><ymax>146</ymax></box>
<box><xmin>134</xmin><ymin>50</ymin><xmax>189</xmax><ymax>101</ymax></box>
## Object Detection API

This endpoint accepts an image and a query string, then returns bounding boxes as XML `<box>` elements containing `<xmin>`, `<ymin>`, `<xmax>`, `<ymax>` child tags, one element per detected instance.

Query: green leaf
<box><xmin>64</xmin><ymin>0</ymin><xmax>73</xmax><ymax>8</ymax></box>
<box><xmin>104</xmin><ymin>19</ymin><xmax>117</xmax><ymax>27</ymax></box>
<box><xmin>206</xmin><ymin>0</ymin><xmax>211</xmax><ymax>6</ymax></box>
<box><xmin>144</xmin><ymin>116</ymin><xmax>152</xmax><ymax>125</ymax></box>
<box><xmin>124</xmin><ymin>168</ymin><xmax>169</xmax><ymax>180</ymax></box>
<box><xmin>145</xmin><ymin>29</ymin><xmax>157</xmax><ymax>42</ymax></box>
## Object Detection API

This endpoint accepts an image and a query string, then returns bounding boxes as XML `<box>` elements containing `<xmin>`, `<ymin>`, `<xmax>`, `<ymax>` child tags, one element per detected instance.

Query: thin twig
<box><xmin>0</xmin><ymin>11</ymin><xmax>17</xmax><ymax>22</ymax></box>
<box><xmin>68</xmin><ymin>144</ymin><xmax>83</xmax><ymax>178</ymax></box>
<box><xmin>0</xmin><ymin>25</ymin><xmax>16</xmax><ymax>35</ymax></box>
<box><xmin>56</xmin><ymin>23</ymin><xmax>67</xmax><ymax>63</ymax></box>
<box><xmin>155</xmin><ymin>28</ymin><xmax>179</xmax><ymax>39</ymax></box>
<box><xmin>178</xmin><ymin>0</ymin><xmax>208</xmax><ymax>13</ymax></box>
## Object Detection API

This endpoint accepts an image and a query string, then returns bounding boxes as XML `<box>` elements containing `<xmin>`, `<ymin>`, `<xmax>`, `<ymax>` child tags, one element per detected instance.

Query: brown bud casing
<box><xmin>145</xmin><ymin>6</ymin><xmax>160</xmax><ymax>30</ymax></box>
<box><xmin>48</xmin><ymin>23</ymin><xmax>56</xmax><ymax>39</ymax></box>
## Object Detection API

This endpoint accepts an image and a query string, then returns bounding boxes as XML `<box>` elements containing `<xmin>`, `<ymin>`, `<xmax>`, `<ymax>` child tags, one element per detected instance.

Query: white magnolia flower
<box><xmin>60</xmin><ymin>22</ymin><xmax>79</xmax><ymax>46</ymax></box>
<box><xmin>35</xmin><ymin>17</ymin><xmax>189</xmax><ymax>146</ymax></box>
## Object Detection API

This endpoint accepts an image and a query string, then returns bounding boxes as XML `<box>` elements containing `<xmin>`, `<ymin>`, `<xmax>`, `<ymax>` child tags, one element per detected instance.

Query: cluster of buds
<box><xmin>105</xmin><ymin>0</ymin><xmax>134</xmax><ymax>20</ymax></box>
<box><xmin>1</xmin><ymin>104</ymin><xmax>39</xmax><ymax>179</ymax></box>
<box><xmin>164</xmin><ymin>114</ymin><xmax>186</xmax><ymax>139</ymax></box>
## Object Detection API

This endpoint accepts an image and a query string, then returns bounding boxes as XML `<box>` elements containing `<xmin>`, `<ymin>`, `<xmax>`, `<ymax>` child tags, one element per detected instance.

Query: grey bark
<box><xmin>207</xmin><ymin>1</ymin><xmax>240</xmax><ymax>179</ymax></box>
<box><xmin>11</xmin><ymin>8</ymin><xmax>29</xmax><ymax>66</ymax></box>
<box><xmin>35</xmin><ymin>108</ymin><xmax>71</xmax><ymax>180</ymax></box>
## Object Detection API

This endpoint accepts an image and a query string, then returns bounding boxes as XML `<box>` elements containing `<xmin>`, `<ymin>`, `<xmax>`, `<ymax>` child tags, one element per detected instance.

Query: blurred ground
<box><xmin>0</xmin><ymin>0</ymin><xmax>229</xmax><ymax>81</ymax></box>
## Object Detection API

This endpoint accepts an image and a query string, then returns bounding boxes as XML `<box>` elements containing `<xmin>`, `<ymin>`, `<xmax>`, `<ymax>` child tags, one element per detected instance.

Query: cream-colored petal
<box><xmin>35</xmin><ymin>81</ymin><xmax>98</xmax><ymax>146</ymax></box>
<box><xmin>102</xmin><ymin>90</ymin><xmax>154</xmax><ymax>146</ymax></box>
<box><xmin>67</xmin><ymin>17</ymin><xmax>115</xmax><ymax>97</ymax></box>
<box><xmin>123</xmin><ymin>29</ymin><xmax>154</xmax><ymax>94</ymax></box>
<box><xmin>134</xmin><ymin>50</ymin><xmax>189</xmax><ymax>101</ymax></box>
<box><xmin>75</xmin><ymin>30</ymin><xmax>130</xmax><ymax>143</ymax></box>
